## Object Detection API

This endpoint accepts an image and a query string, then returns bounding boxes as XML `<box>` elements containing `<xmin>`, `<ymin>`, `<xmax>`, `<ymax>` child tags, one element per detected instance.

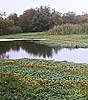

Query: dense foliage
<box><xmin>19</xmin><ymin>6</ymin><xmax>62</xmax><ymax>32</ymax></box>
<box><xmin>1</xmin><ymin>6</ymin><xmax>88</xmax><ymax>35</ymax></box>
<box><xmin>0</xmin><ymin>17</ymin><xmax>22</xmax><ymax>35</ymax></box>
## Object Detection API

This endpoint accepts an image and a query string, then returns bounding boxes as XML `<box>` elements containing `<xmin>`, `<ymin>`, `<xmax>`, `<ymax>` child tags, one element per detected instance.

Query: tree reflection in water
<box><xmin>0</xmin><ymin>41</ymin><xmax>61</xmax><ymax>59</ymax></box>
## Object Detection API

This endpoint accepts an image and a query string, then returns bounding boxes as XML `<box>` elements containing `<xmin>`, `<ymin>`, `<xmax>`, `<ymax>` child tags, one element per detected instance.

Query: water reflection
<box><xmin>0</xmin><ymin>41</ymin><xmax>88</xmax><ymax>63</ymax></box>
<box><xmin>0</xmin><ymin>54</ymin><xmax>9</xmax><ymax>59</ymax></box>
<box><xmin>0</xmin><ymin>41</ymin><xmax>60</xmax><ymax>59</ymax></box>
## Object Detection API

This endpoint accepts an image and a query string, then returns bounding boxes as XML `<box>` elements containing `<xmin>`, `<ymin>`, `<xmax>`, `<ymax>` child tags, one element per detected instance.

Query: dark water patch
<box><xmin>0</xmin><ymin>41</ymin><xmax>88</xmax><ymax>63</ymax></box>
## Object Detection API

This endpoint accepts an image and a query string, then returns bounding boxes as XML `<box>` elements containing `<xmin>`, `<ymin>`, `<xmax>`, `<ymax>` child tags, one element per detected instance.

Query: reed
<box><xmin>46</xmin><ymin>23</ymin><xmax>88</xmax><ymax>35</ymax></box>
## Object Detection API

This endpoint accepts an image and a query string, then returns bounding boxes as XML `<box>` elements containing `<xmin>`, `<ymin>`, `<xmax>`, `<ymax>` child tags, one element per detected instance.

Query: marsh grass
<box><xmin>46</xmin><ymin>23</ymin><xmax>88</xmax><ymax>35</ymax></box>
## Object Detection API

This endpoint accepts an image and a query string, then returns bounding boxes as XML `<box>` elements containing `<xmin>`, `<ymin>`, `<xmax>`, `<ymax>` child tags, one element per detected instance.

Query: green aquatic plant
<box><xmin>0</xmin><ymin>58</ymin><xmax>88</xmax><ymax>100</ymax></box>
<box><xmin>1</xmin><ymin>32</ymin><xmax>88</xmax><ymax>48</ymax></box>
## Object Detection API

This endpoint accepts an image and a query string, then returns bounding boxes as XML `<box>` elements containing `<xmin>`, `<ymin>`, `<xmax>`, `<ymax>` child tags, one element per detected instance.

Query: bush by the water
<box><xmin>46</xmin><ymin>23</ymin><xmax>88</xmax><ymax>35</ymax></box>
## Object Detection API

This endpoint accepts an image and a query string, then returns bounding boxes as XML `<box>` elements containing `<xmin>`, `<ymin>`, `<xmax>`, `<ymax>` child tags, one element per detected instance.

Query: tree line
<box><xmin>1</xmin><ymin>6</ymin><xmax>88</xmax><ymax>35</ymax></box>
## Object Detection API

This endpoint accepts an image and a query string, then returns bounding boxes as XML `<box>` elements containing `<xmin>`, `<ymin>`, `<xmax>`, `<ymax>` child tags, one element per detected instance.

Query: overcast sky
<box><xmin>0</xmin><ymin>0</ymin><xmax>88</xmax><ymax>16</ymax></box>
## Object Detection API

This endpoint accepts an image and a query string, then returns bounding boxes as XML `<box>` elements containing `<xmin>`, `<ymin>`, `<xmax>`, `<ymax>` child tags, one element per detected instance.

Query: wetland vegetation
<box><xmin>0</xmin><ymin>33</ymin><xmax>88</xmax><ymax>100</ymax></box>
<box><xmin>0</xmin><ymin>5</ymin><xmax>88</xmax><ymax>100</ymax></box>
<box><xmin>0</xmin><ymin>58</ymin><xmax>88</xmax><ymax>100</ymax></box>
<box><xmin>1</xmin><ymin>32</ymin><xmax>88</xmax><ymax>48</ymax></box>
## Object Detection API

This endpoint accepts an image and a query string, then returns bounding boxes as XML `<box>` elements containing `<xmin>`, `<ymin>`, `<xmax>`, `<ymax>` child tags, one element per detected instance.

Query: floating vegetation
<box><xmin>1</xmin><ymin>32</ymin><xmax>88</xmax><ymax>48</ymax></box>
<box><xmin>0</xmin><ymin>58</ymin><xmax>88</xmax><ymax>100</ymax></box>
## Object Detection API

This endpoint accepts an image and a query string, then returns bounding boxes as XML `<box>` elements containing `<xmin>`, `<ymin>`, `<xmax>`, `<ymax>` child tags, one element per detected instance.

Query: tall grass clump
<box><xmin>46</xmin><ymin>23</ymin><xmax>88</xmax><ymax>35</ymax></box>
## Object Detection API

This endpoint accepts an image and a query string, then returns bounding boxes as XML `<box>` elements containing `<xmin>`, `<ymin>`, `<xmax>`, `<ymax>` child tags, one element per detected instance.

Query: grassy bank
<box><xmin>1</xmin><ymin>32</ymin><xmax>88</xmax><ymax>48</ymax></box>
<box><xmin>0</xmin><ymin>58</ymin><xmax>88</xmax><ymax>100</ymax></box>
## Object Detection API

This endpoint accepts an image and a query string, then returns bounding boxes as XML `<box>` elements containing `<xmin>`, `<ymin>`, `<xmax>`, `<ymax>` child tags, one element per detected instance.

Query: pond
<box><xmin>0</xmin><ymin>40</ymin><xmax>88</xmax><ymax>63</ymax></box>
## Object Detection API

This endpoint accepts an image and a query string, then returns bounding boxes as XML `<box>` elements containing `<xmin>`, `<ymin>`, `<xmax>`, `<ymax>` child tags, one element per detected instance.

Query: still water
<box><xmin>0</xmin><ymin>41</ymin><xmax>88</xmax><ymax>63</ymax></box>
